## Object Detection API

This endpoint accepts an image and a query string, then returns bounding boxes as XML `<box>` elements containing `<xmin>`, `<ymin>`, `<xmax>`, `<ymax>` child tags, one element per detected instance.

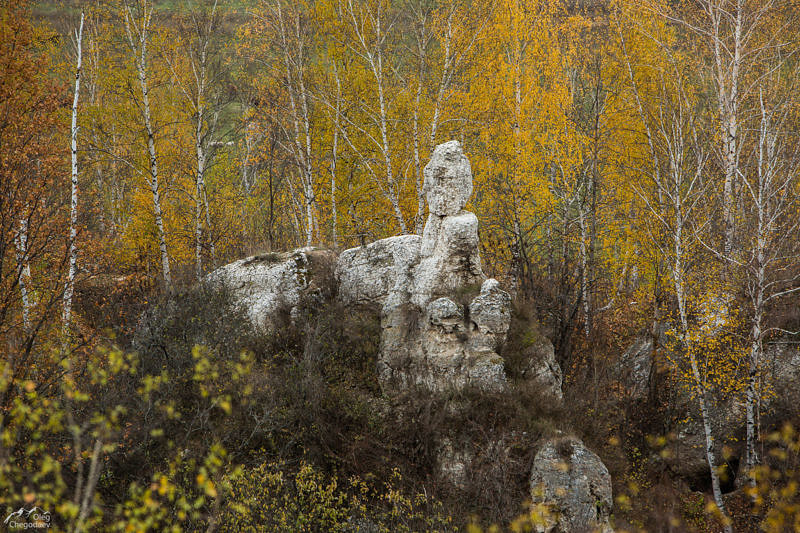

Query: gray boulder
<box><xmin>206</xmin><ymin>248</ymin><xmax>335</xmax><ymax>331</ymax></box>
<box><xmin>529</xmin><ymin>437</ymin><xmax>613</xmax><ymax>533</ymax></box>
<box><xmin>423</xmin><ymin>140</ymin><xmax>473</xmax><ymax>216</ymax></box>
<box><xmin>666</xmin><ymin>396</ymin><xmax>743</xmax><ymax>487</ymax></box>
<box><xmin>616</xmin><ymin>324</ymin><xmax>743</xmax><ymax>486</ymax></box>
<box><xmin>520</xmin><ymin>337</ymin><xmax>563</xmax><ymax>402</ymax></box>
<box><xmin>763</xmin><ymin>338</ymin><xmax>800</xmax><ymax>416</ymax></box>
<box><xmin>615</xmin><ymin>323</ymin><xmax>673</xmax><ymax>401</ymax></box>
<box><xmin>336</xmin><ymin>235</ymin><xmax>421</xmax><ymax>307</ymax></box>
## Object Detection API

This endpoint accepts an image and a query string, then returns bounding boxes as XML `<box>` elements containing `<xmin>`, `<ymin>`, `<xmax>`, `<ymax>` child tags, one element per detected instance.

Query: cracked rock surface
<box><xmin>530</xmin><ymin>437</ymin><xmax>614</xmax><ymax>533</ymax></box>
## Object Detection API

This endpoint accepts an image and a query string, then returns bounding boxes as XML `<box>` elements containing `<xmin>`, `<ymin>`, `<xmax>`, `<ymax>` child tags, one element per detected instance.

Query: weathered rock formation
<box><xmin>529</xmin><ymin>436</ymin><xmax>614</xmax><ymax>533</ymax></box>
<box><xmin>615</xmin><ymin>325</ymin><xmax>740</xmax><ymax>485</ymax></box>
<box><xmin>207</xmin><ymin>141</ymin><xmax>561</xmax><ymax>395</ymax></box>
<box><xmin>375</xmin><ymin>141</ymin><xmax>511</xmax><ymax>391</ymax></box>
<box><xmin>614</xmin><ymin>324</ymin><xmax>791</xmax><ymax>488</ymax></box>
<box><xmin>336</xmin><ymin>235</ymin><xmax>421</xmax><ymax>308</ymax></box>
<box><xmin>207</xmin><ymin>248</ymin><xmax>335</xmax><ymax>331</ymax></box>
<box><xmin>763</xmin><ymin>338</ymin><xmax>800</xmax><ymax>417</ymax></box>
<box><xmin>518</xmin><ymin>336</ymin><xmax>564</xmax><ymax>402</ymax></box>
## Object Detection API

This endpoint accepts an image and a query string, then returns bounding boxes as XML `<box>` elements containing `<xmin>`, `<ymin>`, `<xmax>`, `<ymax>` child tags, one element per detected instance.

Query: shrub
<box><xmin>220</xmin><ymin>460</ymin><xmax>453</xmax><ymax>533</ymax></box>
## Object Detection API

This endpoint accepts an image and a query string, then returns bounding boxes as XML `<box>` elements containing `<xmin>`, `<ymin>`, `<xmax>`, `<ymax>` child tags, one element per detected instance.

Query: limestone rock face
<box><xmin>207</xmin><ymin>248</ymin><xmax>334</xmax><ymax>331</ymax></box>
<box><xmin>214</xmin><ymin>141</ymin><xmax>515</xmax><ymax>393</ymax></box>
<box><xmin>423</xmin><ymin>140</ymin><xmax>473</xmax><ymax>216</ymax></box>
<box><xmin>412</xmin><ymin>212</ymin><xmax>483</xmax><ymax>307</ymax></box>
<box><xmin>668</xmin><ymin>397</ymin><xmax>744</xmax><ymax>486</ymax></box>
<box><xmin>615</xmin><ymin>323</ymin><xmax>672</xmax><ymax>401</ymax></box>
<box><xmin>520</xmin><ymin>338</ymin><xmax>563</xmax><ymax>403</ymax></box>
<box><xmin>615</xmin><ymin>325</ymin><xmax>744</xmax><ymax>486</ymax></box>
<box><xmin>530</xmin><ymin>437</ymin><xmax>613</xmax><ymax>533</ymax></box>
<box><xmin>336</xmin><ymin>235</ymin><xmax>421</xmax><ymax>307</ymax></box>
<box><xmin>469</xmin><ymin>279</ymin><xmax>512</xmax><ymax>350</ymax></box>
<box><xmin>763</xmin><ymin>339</ymin><xmax>800</xmax><ymax>417</ymax></box>
<box><xmin>376</xmin><ymin>141</ymin><xmax>511</xmax><ymax>392</ymax></box>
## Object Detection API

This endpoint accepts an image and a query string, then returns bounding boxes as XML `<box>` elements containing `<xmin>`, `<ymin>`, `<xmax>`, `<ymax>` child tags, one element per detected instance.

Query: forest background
<box><xmin>3</xmin><ymin>0</ymin><xmax>800</xmax><ymax>530</ymax></box>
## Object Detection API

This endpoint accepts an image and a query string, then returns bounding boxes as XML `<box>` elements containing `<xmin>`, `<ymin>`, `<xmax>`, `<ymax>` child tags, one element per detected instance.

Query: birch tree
<box><xmin>644</xmin><ymin>0</ymin><xmax>786</xmax><ymax>258</ymax></box>
<box><xmin>14</xmin><ymin>217</ymin><xmax>32</xmax><ymax>333</ymax></box>
<box><xmin>328</xmin><ymin>0</ymin><xmax>407</xmax><ymax>234</ymax></box>
<box><xmin>250</xmin><ymin>0</ymin><xmax>318</xmax><ymax>246</ymax></box>
<box><xmin>737</xmin><ymin>88</ymin><xmax>800</xmax><ymax>485</ymax></box>
<box><xmin>408</xmin><ymin>0</ymin><xmax>485</xmax><ymax>233</ymax></box>
<box><xmin>644</xmin><ymin>92</ymin><xmax>732</xmax><ymax>532</ymax></box>
<box><xmin>330</xmin><ymin>62</ymin><xmax>341</xmax><ymax>247</ymax></box>
<box><xmin>62</xmin><ymin>12</ymin><xmax>84</xmax><ymax>342</ymax></box>
<box><xmin>0</xmin><ymin>1</ymin><xmax>67</xmax><ymax>406</ymax></box>
<box><xmin>167</xmin><ymin>0</ymin><xmax>224</xmax><ymax>278</ymax></box>
<box><xmin>123</xmin><ymin>0</ymin><xmax>172</xmax><ymax>288</ymax></box>
<box><xmin>620</xmin><ymin>19</ymin><xmax>734</xmax><ymax>524</ymax></box>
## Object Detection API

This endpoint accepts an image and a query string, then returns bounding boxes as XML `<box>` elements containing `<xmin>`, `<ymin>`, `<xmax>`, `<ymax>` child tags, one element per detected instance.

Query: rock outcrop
<box><xmin>529</xmin><ymin>437</ymin><xmax>613</xmax><ymax>533</ymax></box>
<box><xmin>207</xmin><ymin>248</ymin><xmax>335</xmax><ymax>331</ymax></box>
<box><xmin>616</xmin><ymin>324</ymin><xmax>743</xmax><ymax>488</ymax></box>
<box><xmin>207</xmin><ymin>141</ymin><xmax>532</xmax><ymax>394</ymax></box>
<box><xmin>336</xmin><ymin>235</ymin><xmax>422</xmax><ymax>308</ymax></box>
<box><xmin>373</xmin><ymin>141</ymin><xmax>512</xmax><ymax>391</ymax></box>
<box><xmin>615</xmin><ymin>323</ymin><xmax>672</xmax><ymax>401</ymax></box>
<box><xmin>519</xmin><ymin>337</ymin><xmax>564</xmax><ymax>402</ymax></box>
<box><xmin>763</xmin><ymin>338</ymin><xmax>800</xmax><ymax>417</ymax></box>
<box><xmin>668</xmin><ymin>397</ymin><xmax>743</xmax><ymax>488</ymax></box>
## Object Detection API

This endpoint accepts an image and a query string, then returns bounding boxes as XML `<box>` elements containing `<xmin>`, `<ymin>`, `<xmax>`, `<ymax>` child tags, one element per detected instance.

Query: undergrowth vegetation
<box><xmin>2</xmin><ymin>279</ymin><xmax>798</xmax><ymax>531</ymax></box>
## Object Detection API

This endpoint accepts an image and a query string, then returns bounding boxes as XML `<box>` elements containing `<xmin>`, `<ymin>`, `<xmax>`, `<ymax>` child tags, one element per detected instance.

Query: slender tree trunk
<box><xmin>202</xmin><ymin>175</ymin><xmax>214</xmax><ymax>261</ymax></box>
<box><xmin>373</xmin><ymin>50</ymin><xmax>405</xmax><ymax>233</ymax></box>
<box><xmin>15</xmin><ymin>217</ymin><xmax>32</xmax><ymax>332</ymax></box>
<box><xmin>708</xmin><ymin>0</ymin><xmax>743</xmax><ymax>258</ymax></box>
<box><xmin>745</xmin><ymin>288</ymin><xmax>763</xmax><ymax>483</ymax></box>
<box><xmin>578</xmin><ymin>198</ymin><xmax>591</xmax><ymax>339</ymax></box>
<box><xmin>744</xmin><ymin>90</ymin><xmax>772</xmax><ymax>485</ymax></box>
<box><xmin>276</xmin><ymin>1</ymin><xmax>314</xmax><ymax>246</ymax></box>
<box><xmin>429</xmin><ymin>20</ymin><xmax>451</xmax><ymax>148</ymax></box>
<box><xmin>673</xmin><ymin>192</ymin><xmax>733</xmax><ymax>533</ymax></box>
<box><xmin>126</xmin><ymin>3</ymin><xmax>171</xmax><ymax>288</ymax></box>
<box><xmin>331</xmin><ymin>64</ymin><xmax>341</xmax><ymax>247</ymax></box>
<box><xmin>195</xmin><ymin>113</ymin><xmax>206</xmax><ymax>279</ymax></box>
<box><xmin>413</xmin><ymin>66</ymin><xmax>425</xmax><ymax>235</ymax></box>
<box><xmin>140</xmin><ymin>63</ymin><xmax>171</xmax><ymax>288</ymax></box>
<box><xmin>63</xmin><ymin>12</ymin><xmax>84</xmax><ymax>341</ymax></box>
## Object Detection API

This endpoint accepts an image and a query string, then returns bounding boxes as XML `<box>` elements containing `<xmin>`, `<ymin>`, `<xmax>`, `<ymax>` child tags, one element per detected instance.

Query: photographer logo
<box><xmin>3</xmin><ymin>507</ymin><xmax>51</xmax><ymax>529</ymax></box>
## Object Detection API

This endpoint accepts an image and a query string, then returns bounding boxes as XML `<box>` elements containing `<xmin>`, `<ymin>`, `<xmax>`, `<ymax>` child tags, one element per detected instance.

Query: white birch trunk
<box><xmin>673</xmin><ymin>206</ymin><xmax>732</xmax><ymax>532</ymax></box>
<box><xmin>125</xmin><ymin>3</ymin><xmax>171</xmax><ymax>288</ymax></box>
<box><xmin>373</xmin><ymin>43</ymin><xmax>406</xmax><ymax>234</ymax></box>
<box><xmin>670</xmin><ymin>142</ymin><xmax>733</xmax><ymax>532</ymax></box>
<box><xmin>711</xmin><ymin>0</ymin><xmax>742</xmax><ymax>258</ymax></box>
<box><xmin>578</xmin><ymin>196</ymin><xmax>591</xmax><ymax>339</ymax></box>
<box><xmin>413</xmin><ymin>71</ymin><xmax>424</xmax><ymax>235</ymax></box>
<box><xmin>743</xmin><ymin>90</ymin><xmax>781</xmax><ymax>485</ymax></box>
<box><xmin>15</xmin><ymin>217</ymin><xmax>32</xmax><ymax>332</ymax></box>
<box><xmin>340</xmin><ymin>0</ymin><xmax>405</xmax><ymax>233</ymax></box>
<box><xmin>331</xmin><ymin>64</ymin><xmax>341</xmax><ymax>247</ymax></box>
<box><xmin>429</xmin><ymin>7</ymin><xmax>455</xmax><ymax>148</ymax></box>
<box><xmin>276</xmin><ymin>1</ymin><xmax>315</xmax><ymax>246</ymax></box>
<box><xmin>195</xmin><ymin>116</ymin><xmax>206</xmax><ymax>279</ymax></box>
<box><xmin>63</xmin><ymin>12</ymin><xmax>84</xmax><ymax>341</ymax></box>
